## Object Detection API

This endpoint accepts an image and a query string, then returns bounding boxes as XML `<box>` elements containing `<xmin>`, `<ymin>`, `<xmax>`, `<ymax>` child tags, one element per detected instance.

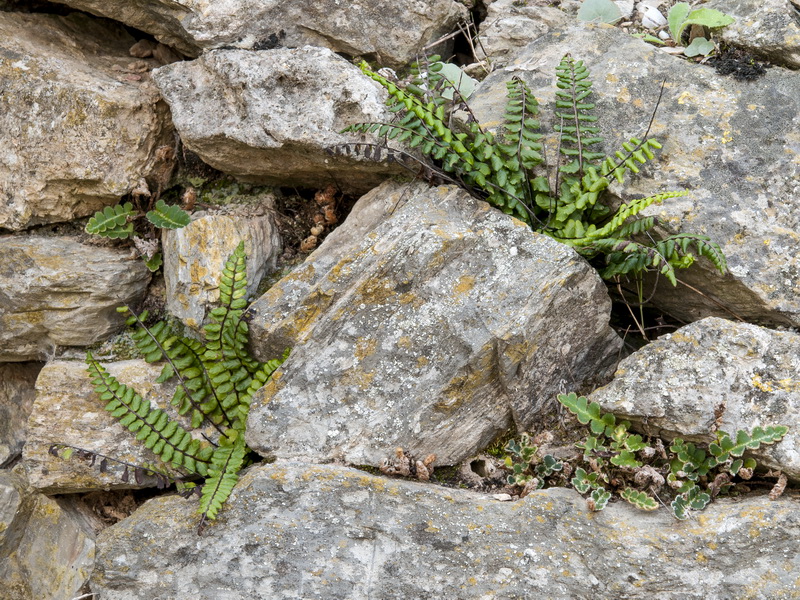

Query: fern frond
<box><xmin>85</xmin><ymin>352</ymin><xmax>214</xmax><ymax>476</ymax></box>
<box><xmin>601</xmin><ymin>138</ymin><xmax>663</xmax><ymax>183</ymax></box>
<box><xmin>145</xmin><ymin>199</ymin><xmax>190</xmax><ymax>230</ymax></box>
<box><xmin>119</xmin><ymin>307</ymin><xmax>235</xmax><ymax>434</ymax></box>
<box><xmin>197</xmin><ymin>434</ymin><xmax>247</xmax><ymax>533</ymax></box>
<box><xmin>554</xmin><ymin>55</ymin><xmax>605</xmax><ymax>177</ymax></box>
<box><xmin>85</xmin><ymin>202</ymin><xmax>135</xmax><ymax>239</ymax></box>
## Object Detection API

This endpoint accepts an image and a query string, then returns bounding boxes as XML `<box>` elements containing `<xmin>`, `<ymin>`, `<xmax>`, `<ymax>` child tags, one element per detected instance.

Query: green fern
<box><xmin>146</xmin><ymin>199</ymin><xmax>191</xmax><ymax>229</ymax></box>
<box><xmin>85</xmin><ymin>202</ymin><xmax>136</xmax><ymax>239</ymax></box>
<box><xmin>556</xmin><ymin>393</ymin><xmax>788</xmax><ymax>519</ymax></box>
<box><xmin>339</xmin><ymin>54</ymin><xmax>727</xmax><ymax>285</ymax></box>
<box><xmin>85</xmin><ymin>354</ymin><xmax>214</xmax><ymax>476</ymax></box>
<box><xmin>59</xmin><ymin>241</ymin><xmax>286</xmax><ymax>533</ymax></box>
<box><xmin>197</xmin><ymin>433</ymin><xmax>248</xmax><ymax>529</ymax></box>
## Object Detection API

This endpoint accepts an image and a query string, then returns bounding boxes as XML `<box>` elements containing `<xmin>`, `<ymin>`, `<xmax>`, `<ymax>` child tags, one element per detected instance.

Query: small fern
<box><xmin>338</xmin><ymin>54</ymin><xmax>727</xmax><ymax>285</ymax></box>
<box><xmin>57</xmin><ymin>241</ymin><xmax>287</xmax><ymax>533</ymax></box>
<box><xmin>146</xmin><ymin>199</ymin><xmax>191</xmax><ymax>229</ymax></box>
<box><xmin>85</xmin><ymin>202</ymin><xmax>136</xmax><ymax>239</ymax></box>
<box><xmin>85</xmin><ymin>199</ymin><xmax>190</xmax><ymax>270</ymax></box>
<box><xmin>553</xmin><ymin>392</ymin><xmax>788</xmax><ymax>519</ymax></box>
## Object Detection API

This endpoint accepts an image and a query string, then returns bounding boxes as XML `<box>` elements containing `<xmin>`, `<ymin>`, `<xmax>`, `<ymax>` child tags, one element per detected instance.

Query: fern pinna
<box><xmin>339</xmin><ymin>54</ymin><xmax>727</xmax><ymax>286</ymax></box>
<box><xmin>55</xmin><ymin>241</ymin><xmax>286</xmax><ymax>533</ymax></box>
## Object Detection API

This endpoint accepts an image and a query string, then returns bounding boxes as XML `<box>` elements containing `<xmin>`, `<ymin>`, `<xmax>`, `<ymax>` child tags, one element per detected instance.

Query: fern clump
<box><xmin>503</xmin><ymin>392</ymin><xmax>789</xmax><ymax>519</ymax></box>
<box><xmin>338</xmin><ymin>54</ymin><xmax>727</xmax><ymax>286</ymax></box>
<box><xmin>53</xmin><ymin>241</ymin><xmax>287</xmax><ymax>533</ymax></box>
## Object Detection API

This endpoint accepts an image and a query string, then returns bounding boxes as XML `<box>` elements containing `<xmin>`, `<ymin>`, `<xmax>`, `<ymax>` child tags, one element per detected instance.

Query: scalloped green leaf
<box><xmin>85</xmin><ymin>202</ymin><xmax>135</xmax><ymax>238</ymax></box>
<box><xmin>146</xmin><ymin>199</ymin><xmax>190</xmax><ymax>230</ymax></box>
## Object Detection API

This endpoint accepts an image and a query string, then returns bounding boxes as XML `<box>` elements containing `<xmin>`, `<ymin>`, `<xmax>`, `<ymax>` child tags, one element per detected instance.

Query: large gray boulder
<box><xmin>468</xmin><ymin>23</ymin><xmax>800</xmax><ymax>327</ymax></box>
<box><xmin>49</xmin><ymin>0</ymin><xmax>467</xmax><ymax>67</ymax></box>
<box><xmin>0</xmin><ymin>12</ymin><xmax>174</xmax><ymax>231</ymax></box>
<box><xmin>590</xmin><ymin>317</ymin><xmax>800</xmax><ymax>478</ymax></box>
<box><xmin>153</xmin><ymin>47</ymin><xmax>406</xmax><ymax>193</ymax></box>
<box><xmin>0</xmin><ymin>236</ymin><xmax>151</xmax><ymax>362</ymax></box>
<box><xmin>90</xmin><ymin>461</ymin><xmax>800</xmax><ymax>600</ymax></box>
<box><xmin>0</xmin><ymin>470</ymin><xmax>95</xmax><ymax>600</ymax></box>
<box><xmin>245</xmin><ymin>182</ymin><xmax>621</xmax><ymax>466</ymax></box>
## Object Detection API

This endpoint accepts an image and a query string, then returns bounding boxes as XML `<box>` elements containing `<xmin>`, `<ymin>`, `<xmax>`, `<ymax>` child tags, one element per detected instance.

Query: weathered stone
<box><xmin>50</xmin><ymin>0</ymin><xmax>467</xmax><ymax>67</ymax></box>
<box><xmin>0</xmin><ymin>469</ymin><xmax>95</xmax><ymax>600</ymax></box>
<box><xmin>707</xmin><ymin>0</ymin><xmax>800</xmax><ymax>69</ymax></box>
<box><xmin>590</xmin><ymin>317</ymin><xmax>800</xmax><ymax>478</ymax></box>
<box><xmin>153</xmin><ymin>46</ymin><xmax>406</xmax><ymax>193</ymax></box>
<box><xmin>468</xmin><ymin>23</ymin><xmax>800</xmax><ymax>326</ymax></box>
<box><xmin>0</xmin><ymin>236</ymin><xmax>151</xmax><ymax>361</ymax></box>
<box><xmin>0</xmin><ymin>363</ymin><xmax>42</xmax><ymax>467</ymax></box>
<box><xmin>0</xmin><ymin>12</ymin><xmax>174</xmax><ymax>231</ymax></box>
<box><xmin>20</xmin><ymin>359</ymin><xmax>205</xmax><ymax>493</ymax></box>
<box><xmin>475</xmin><ymin>0</ymin><xmax>570</xmax><ymax>68</ymax></box>
<box><xmin>91</xmin><ymin>462</ymin><xmax>800</xmax><ymax>599</ymax></box>
<box><xmin>162</xmin><ymin>210</ymin><xmax>281</xmax><ymax>329</ymax></box>
<box><xmin>246</xmin><ymin>182</ymin><xmax>621</xmax><ymax>466</ymax></box>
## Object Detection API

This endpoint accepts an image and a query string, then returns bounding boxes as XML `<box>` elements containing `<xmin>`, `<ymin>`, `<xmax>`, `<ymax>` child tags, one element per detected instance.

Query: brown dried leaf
<box><xmin>299</xmin><ymin>235</ymin><xmax>318</xmax><ymax>253</ymax></box>
<box><xmin>769</xmin><ymin>473</ymin><xmax>788</xmax><ymax>500</ymax></box>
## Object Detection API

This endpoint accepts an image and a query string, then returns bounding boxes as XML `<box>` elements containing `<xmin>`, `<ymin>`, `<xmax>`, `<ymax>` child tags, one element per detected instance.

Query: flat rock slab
<box><xmin>0</xmin><ymin>236</ymin><xmax>151</xmax><ymax>361</ymax></box>
<box><xmin>162</xmin><ymin>212</ymin><xmax>281</xmax><ymax>329</ymax></box>
<box><xmin>91</xmin><ymin>461</ymin><xmax>800</xmax><ymax>600</ymax></box>
<box><xmin>50</xmin><ymin>0</ymin><xmax>467</xmax><ymax>66</ymax></box>
<box><xmin>469</xmin><ymin>23</ymin><xmax>800</xmax><ymax>327</ymax></box>
<box><xmin>0</xmin><ymin>12</ymin><xmax>173</xmax><ymax>231</ymax></box>
<box><xmin>246</xmin><ymin>182</ymin><xmax>621</xmax><ymax>466</ymax></box>
<box><xmin>20</xmin><ymin>359</ymin><xmax>212</xmax><ymax>493</ymax></box>
<box><xmin>0</xmin><ymin>470</ymin><xmax>95</xmax><ymax>600</ymax></box>
<box><xmin>152</xmin><ymin>46</ymin><xmax>407</xmax><ymax>193</ymax></box>
<box><xmin>590</xmin><ymin>316</ymin><xmax>800</xmax><ymax>478</ymax></box>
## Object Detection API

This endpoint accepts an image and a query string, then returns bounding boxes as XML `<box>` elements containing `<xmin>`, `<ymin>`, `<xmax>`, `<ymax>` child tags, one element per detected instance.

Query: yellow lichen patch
<box><xmin>696</xmin><ymin>552</ymin><xmax>708</xmax><ymax>563</ymax></box>
<box><xmin>752</xmin><ymin>374</ymin><xmax>775</xmax><ymax>393</ymax></box>
<box><xmin>436</xmin><ymin>350</ymin><xmax>495</xmax><ymax>414</ymax></box>
<box><xmin>397</xmin><ymin>336</ymin><xmax>412</xmax><ymax>350</ymax></box>
<box><xmin>752</xmin><ymin>374</ymin><xmax>799</xmax><ymax>393</ymax></box>
<box><xmin>666</xmin><ymin>332</ymin><xmax>700</xmax><ymax>347</ymax></box>
<box><xmin>616</xmin><ymin>86</ymin><xmax>631</xmax><ymax>104</ymax></box>
<box><xmin>416</xmin><ymin>356</ymin><xmax>430</xmax><ymax>369</ymax></box>
<box><xmin>355</xmin><ymin>276</ymin><xmax>398</xmax><ymax>305</ymax></box>
<box><xmin>354</xmin><ymin>337</ymin><xmax>378</xmax><ymax>361</ymax></box>
<box><xmin>340</xmin><ymin>368</ymin><xmax>376</xmax><ymax>391</ymax></box>
<box><xmin>606</xmin><ymin>73</ymin><xmax>619</xmax><ymax>83</ymax></box>
<box><xmin>453</xmin><ymin>274</ymin><xmax>476</xmax><ymax>298</ymax></box>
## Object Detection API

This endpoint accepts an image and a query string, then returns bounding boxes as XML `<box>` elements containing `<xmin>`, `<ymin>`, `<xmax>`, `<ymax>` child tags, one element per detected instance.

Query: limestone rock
<box><xmin>153</xmin><ymin>46</ymin><xmax>406</xmax><ymax>193</ymax></box>
<box><xmin>0</xmin><ymin>12</ymin><xmax>174</xmax><ymax>231</ymax></box>
<box><xmin>162</xmin><ymin>210</ymin><xmax>281</xmax><ymax>329</ymax></box>
<box><xmin>20</xmin><ymin>359</ymin><xmax>200</xmax><ymax>493</ymax></box>
<box><xmin>468</xmin><ymin>23</ymin><xmax>800</xmax><ymax>326</ymax></box>
<box><xmin>49</xmin><ymin>0</ymin><xmax>467</xmax><ymax>67</ymax></box>
<box><xmin>0</xmin><ymin>470</ymin><xmax>95</xmax><ymax>600</ymax></box>
<box><xmin>0</xmin><ymin>363</ymin><xmax>42</xmax><ymax>467</ymax></box>
<box><xmin>475</xmin><ymin>0</ymin><xmax>570</xmax><ymax>68</ymax></box>
<box><xmin>590</xmin><ymin>317</ymin><xmax>800</xmax><ymax>478</ymax></box>
<box><xmin>90</xmin><ymin>462</ymin><xmax>800</xmax><ymax>599</ymax></box>
<box><xmin>0</xmin><ymin>236</ymin><xmax>151</xmax><ymax>361</ymax></box>
<box><xmin>706</xmin><ymin>0</ymin><xmax>800</xmax><ymax>69</ymax></box>
<box><xmin>246</xmin><ymin>182</ymin><xmax>621</xmax><ymax>466</ymax></box>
